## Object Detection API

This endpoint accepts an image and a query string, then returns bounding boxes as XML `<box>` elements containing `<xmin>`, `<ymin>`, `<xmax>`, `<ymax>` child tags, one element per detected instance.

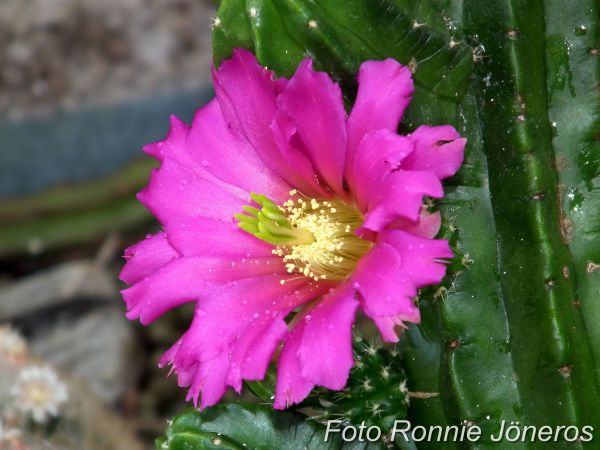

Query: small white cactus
<box><xmin>11</xmin><ymin>365</ymin><xmax>69</xmax><ymax>424</ymax></box>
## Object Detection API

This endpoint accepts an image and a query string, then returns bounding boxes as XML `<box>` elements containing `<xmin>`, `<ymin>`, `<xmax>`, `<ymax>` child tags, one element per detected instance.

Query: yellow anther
<box><xmin>272</xmin><ymin>196</ymin><xmax>372</xmax><ymax>281</ymax></box>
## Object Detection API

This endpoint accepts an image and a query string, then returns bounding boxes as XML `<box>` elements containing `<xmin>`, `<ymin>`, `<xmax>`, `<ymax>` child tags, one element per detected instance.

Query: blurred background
<box><xmin>0</xmin><ymin>1</ymin><xmax>216</xmax><ymax>448</ymax></box>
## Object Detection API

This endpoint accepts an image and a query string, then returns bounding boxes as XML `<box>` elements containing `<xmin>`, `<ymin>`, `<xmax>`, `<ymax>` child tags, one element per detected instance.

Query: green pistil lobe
<box><xmin>235</xmin><ymin>193</ymin><xmax>314</xmax><ymax>246</ymax></box>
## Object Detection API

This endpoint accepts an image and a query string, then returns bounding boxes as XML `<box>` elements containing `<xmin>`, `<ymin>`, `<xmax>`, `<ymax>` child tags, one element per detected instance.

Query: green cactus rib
<box><xmin>400</xmin><ymin>309</ymin><xmax>456</xmax><ymax>450</ymax></box>
<box><xmin>404</xmin><ymin>90</ymin><xmax>524</xmax><ymax>449</ymax></box>
<box><xmin>463</xmin><ymin>0</ymin><xmax>600</xmax><ymax>439</ymax></box>
<box><xmin>544</xmin><ymin>0</ymin><xmax>600</xmax><ymax>384</ymax></box>
<box><xmin>378</xmin><ymin>2</ymin><xmax>526</xmax><ymax>443</ymax></box>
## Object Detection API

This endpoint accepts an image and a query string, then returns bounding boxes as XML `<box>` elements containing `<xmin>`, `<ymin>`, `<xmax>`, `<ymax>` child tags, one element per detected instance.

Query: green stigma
<box><xmin>235</xmin><ymin>193</ymin><xmax>315</xmax><ymax>246</ymax></box>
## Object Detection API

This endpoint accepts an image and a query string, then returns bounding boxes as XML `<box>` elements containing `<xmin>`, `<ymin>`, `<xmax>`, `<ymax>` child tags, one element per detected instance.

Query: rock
<box><xmin>0</xmin><ymin>260</ymin><xmax>116</xmax><ymax>321</ymax></box>
<box><xmin>28</xmin><ymin>305</ymin><xmax>140</xmax><ymax>405</ymax></box>
<box><xmin>0</xmin><ymin>260</ymin><xmax>140</xmax><ymax>406</ymax></box>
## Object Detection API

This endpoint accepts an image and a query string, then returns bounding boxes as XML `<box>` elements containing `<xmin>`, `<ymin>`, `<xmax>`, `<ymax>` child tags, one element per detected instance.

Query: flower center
<box><xmin>236</xmin><ymin>191</ymin><xmax>372</xmax><ymax>281</ymax></box>
<box><xmin>25</xmin><ymin>383</ymin><xmax>51</xmax><ymax>406</ymax></box>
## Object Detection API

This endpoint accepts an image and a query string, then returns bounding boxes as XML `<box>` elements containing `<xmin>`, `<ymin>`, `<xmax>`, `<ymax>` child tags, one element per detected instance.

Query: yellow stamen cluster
<box><xmin>273</xmin><ymin>191</ymin><xmax>372</xmax><ymax>282</ymax></box>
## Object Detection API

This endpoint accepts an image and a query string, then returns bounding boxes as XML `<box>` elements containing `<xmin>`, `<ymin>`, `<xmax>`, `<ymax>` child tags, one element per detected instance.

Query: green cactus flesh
<box><xmin>208</xmin><ymin>0</ymin><xmax>600</xmax><ymax>448</ymax></box>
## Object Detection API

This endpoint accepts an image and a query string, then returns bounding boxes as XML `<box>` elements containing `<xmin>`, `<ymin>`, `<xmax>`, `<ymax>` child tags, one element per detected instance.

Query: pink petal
<box><xmin>270</xmin><ymin>111</ymin><xmax>329</xmax><ymax>198</ymax></box>
<box><xmin>119</xmin><ymin>232</ymin><xmax>179</xmax><ymax>285</ymax></box>
<box><xmin>380</xmin><ymin>229</ymin><xmax>453</xmax><ymax>288</ymax></box>
<box><xmin>143</xmin><ymin>115</ymin><xmax>189</xmax><ymax>162</ymax></box>
<box><xmin>351</xmin><ymin>129</ymin><xmax>414</xmax><ymax>210</ymax></box>
<box><xmin>212</xmin><ymin>49</ymin><xmax>322</xmax><ymax>195</ymax></box>
<box><xmin>345</xmin><ymin>59</ymin><xmax>414</xmax><ymax>187</ymax></box>
<box><xmin>402</xmin><ymin>125</ymin><xmax>466</xmax><ymax>180</ymax></box>
<box><xmin>122</xmin><ymin>256</ymin><xmax>286</xmax><ymax>325</ymax></box>
<box><xmin>298</xmin><ymin>284</ymin><xmax>358</xmax><ymax>390</ymax></box>
<box><xmin>137</xmin><ymin>157</ymin><xmax>246</xmax><ymax>225</ymax></box>
<box><xmin>277</xmin><ymin>59</ymin><xmax>347</xmax><ymax>196</ymax></box>
<box><xmin>161</xmin><ymin>278</ymin><xmax>330</xmax><ymax>408</ymax></box>
<box><xmin>187</xmin><ymin>99</ymin><xmax>291</xmax><ymax>202</ymax></box>
<box><xmin>137</xmin><ymin>157</ymin><xmax>272</xmax><ymax>258</ymax></box>
<box><xmin>391</xmin><ymin>209</ymin><xmax>442</xmax><ymax>239</ymax></box>
<box><xmin>159</xmin><ymin>338</ymin><xmax>182</xmax><ymax>370</ymax></box>
<box><xmin>174</xmin><ymin>277</ymin><xmax>325</xmax><ymax>368</ymax></box>
<box><xmin>142</xmin><ymin>105</ymin><xmax>292</xmax><ymax>203</ymax></box>
<box><xmin>351</xmin><ymin>242</ymin><xmax>417</xmax><ymax>318</ymax></box>
<box><xmin>372</xmin><ymin>310</ymin><xmax>421</xmax><ymax>343</ymax></box>
<box><xmin>137</xmin><ymin>108</ymin><xmax>287</xmax><ymax>260</ymax></box>
<box><xmin>362</xmin><ymin>170</ymin><xmax>443</xmax><ymax>232</ymax></box>
<box><xmin>122</xmin><ymin>257</ymin><xmax>201</xmax><ymax>325</ymax></box>
<box><xmin>211</xmin><ymin>49</ymin><xmax>277</xmax><ymax>149</ymax></box>
<box><xmin>187</xmin><ymin>350</ymin><xmax>231</xmax><ymax>409</ymax></box>
<box><xmin>227</xmin><ymin>316</ymin><xmax>288</xmax><ymax>392</ymax></box>
<box><xmin>274</xmin><ymin>320</ymin><xmax>314</xmax><ymax>409</ymax></box>
<box><xmin>165</xmin><ymin>217</ymin><xmax>274</xmax><ymax>258</ymax></box>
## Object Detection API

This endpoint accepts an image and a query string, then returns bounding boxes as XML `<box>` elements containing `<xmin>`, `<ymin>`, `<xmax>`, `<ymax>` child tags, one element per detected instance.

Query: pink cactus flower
<box><xmin>120</xmin><ymin>49</ymin><xmax>465</xmax><ymax>410</ymax></box>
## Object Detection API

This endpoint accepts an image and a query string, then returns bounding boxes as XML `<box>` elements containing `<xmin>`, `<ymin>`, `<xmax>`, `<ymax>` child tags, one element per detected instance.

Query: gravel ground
<box><xmin>0</xmin><ymin>0</ymin><xmax>215</xmax><ymax>119</ymax></box>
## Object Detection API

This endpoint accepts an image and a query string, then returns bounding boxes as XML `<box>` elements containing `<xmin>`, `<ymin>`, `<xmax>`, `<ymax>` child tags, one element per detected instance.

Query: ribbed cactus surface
<box><xmin>159</xmin><ymin>0</ymin><xmax>600</xmax><ymax>448</ymax></box>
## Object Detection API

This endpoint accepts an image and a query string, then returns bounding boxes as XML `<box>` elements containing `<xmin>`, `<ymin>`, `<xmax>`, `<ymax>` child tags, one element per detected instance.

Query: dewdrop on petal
<box><xmin>11</xmin><ymin>365</ymin><xmax>68</xmax><ymax>423</ymax></box>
